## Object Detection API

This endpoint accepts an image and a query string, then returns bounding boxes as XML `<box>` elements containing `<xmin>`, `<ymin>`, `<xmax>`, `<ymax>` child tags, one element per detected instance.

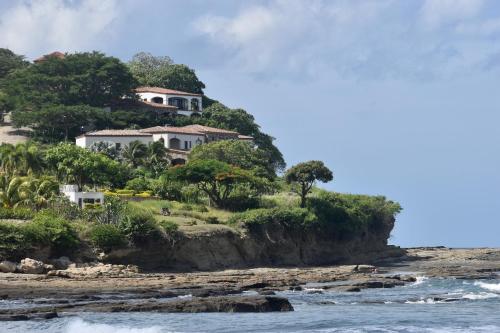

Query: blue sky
<box><xmin>1</xmin><ymin>0</ymin><xmax>500</xmax><ymax>247</ymax></box>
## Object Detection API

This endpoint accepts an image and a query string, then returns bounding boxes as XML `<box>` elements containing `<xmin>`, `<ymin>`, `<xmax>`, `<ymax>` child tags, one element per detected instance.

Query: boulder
<box><xmin>50</xmin><ymin>256</ymin><xmax>72</xmax><ymax>270</ymax></box>
<box><xmin>18</xmin><ymin>258</ymin><xmax>45</xmax><ymax>274</ymax></box>
<box><xmin>352</xmin><ymin>265</ymin><xmax>376</xmax><ymax>273</ymax></box>
<box><xmin>0</xmin><ymin>261</ymin><xmax>17</xmax><ymax>273</ymax></box>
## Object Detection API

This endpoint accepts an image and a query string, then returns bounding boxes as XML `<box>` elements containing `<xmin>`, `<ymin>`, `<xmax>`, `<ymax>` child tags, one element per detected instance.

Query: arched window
<box><xmin>151</xmin><ymin>97</ymin><xmax>164</xmax><ymax>104</ymax></box>
<box><xmin>169</xmin><ymin>137</ymin><xmax>181</xmax><ymax>150</ymax></box>
<box><xmin>191</xmin><ymin>98</ymin><xmax>199</xmax><ymax>111</ymax></box>
<box><xmin>168</xmin><ymin>97</ymin><xmax>188</xmax><ymax>110</ymax></box>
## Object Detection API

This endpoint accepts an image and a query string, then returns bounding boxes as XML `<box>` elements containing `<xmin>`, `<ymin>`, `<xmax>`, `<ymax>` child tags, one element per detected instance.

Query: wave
<box><xmin>474</xmin><ymin>281</ymin><xmax>500</xmax><ymax>292</ymax></box>
<box><xmin>64</xmin><ymin>318</ymin><xmax>165</xmax><ymax>333</ymax></box>
<box><xmin>462</xmin><ymin>292</ymin><xmax>498</xmax><ymax>300</ymax></box>
<box><xmin>410</xmin><ymin>276</ymin><xmax>429</xmax><ymax>286</ymax></box>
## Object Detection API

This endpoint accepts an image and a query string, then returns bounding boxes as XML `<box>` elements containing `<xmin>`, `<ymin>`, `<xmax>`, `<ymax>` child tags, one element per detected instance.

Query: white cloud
<box><xmin>0</xmin><ymin>0</ymin><xmax>123</xmax><ymax>59</ymax></box>
<box><xmin>419</xmin><ymin>0</ymin><xmax>484</xmax><ymax>29</ymax></box>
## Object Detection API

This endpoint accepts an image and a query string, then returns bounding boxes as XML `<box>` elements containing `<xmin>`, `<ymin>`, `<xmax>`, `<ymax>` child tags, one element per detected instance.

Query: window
<box><xmin>191</xmin><ymin>98</ymin><xmax>199</xmax><ymax>111</ymax></box>
<box><xmin>151</xmin><ymin>97</ymin><xmax>164</xmax><ymax>104</ymax></box>
<box><xmin>189</xmin><ymin>141</ymin><xmax>192</xmax><ymax>149</ymax></box>
<box><xmin>184</xmin><ymin>141</ymin><xmax>189</xmax><ymax>150</ymax></box>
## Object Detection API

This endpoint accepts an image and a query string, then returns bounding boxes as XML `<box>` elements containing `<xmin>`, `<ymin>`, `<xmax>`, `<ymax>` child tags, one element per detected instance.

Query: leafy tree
<box><xmin>0</xmin><ymin>142</ymin><xmax>45</xmax><ymax>176</ymax></box>
<box><xmin>0</xmin><ymin>175</ymin><xmax>58</xmax><ymax>209</ymax></box>
<box><xmin>121</xmin><ymin>140</ymin><xmax>148</xmax><ymax>168</ymax></box>
<box><xmin>285</xmin><ymin>160</ymin><xmax>333</xmax><ymax>208</ymax></box>
<box><xmin>90</xmin><ymin>141</ymin><xmax>119</xmax><ymax>159</ymax></box>
<box><xmin>189</xmin><ymin>139</ymin><xmax>275</xmax><ymax>179</ymax></box>
<box><xmin>128</xmin><ymin>52</ymin><xmax>205</xmax><ymax>94</ymax></box>
<box><xmin>144</xmin><ymin>141</ymin><xmax>170</xmax><ymax>177</ymax></box>
<box><xmin>4</xmin><ymin>51</ymin><xmax>136</xmax><ymax>110</ymax></box>
<box><xmin>12</xmin><ymin>105</ymin><xmax>111</xmax><ymax>141</ymax></box>
<box><xmin>45</xmin><ymin>143</ymin><xmax>129</xmax><ymax>188</ymax></box>
<box><xmin>168</xmin><ymin>159</ymin><xmax>265</xmax><ymax>208</ymax></box>
<box><xmin>0</xmin><ymin>48</ymin><xmax>28</xmax><ymax>80</ymax></box>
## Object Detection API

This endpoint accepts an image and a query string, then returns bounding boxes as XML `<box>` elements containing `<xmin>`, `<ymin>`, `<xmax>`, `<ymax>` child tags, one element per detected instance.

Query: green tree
<box><xmin>128</xmin><ymin>52</ymin><xmax>205</xmax><ymax>94</ymax></box>
<box><xmin>0</xmin><ymin>175</ymin><xmax>58</xmax><ymax>209</ymax></box>
<box><xmin>121</xmin><ymin>140</ymin><xmax>148</xmax><ymax>168</ymax></box>
<box><xmin>199</xmin><ymin>103</ymin><xmax>286</xmax><ymax>172</ymax></box>
<box><xmin>0</xmin><ymin>48</ymin><xmax>28</xmax><ymax>80</ymax></box>
<box><xmin>0</xmin><ymin>142</ymin><xmax>45</xmax><ymax>176</ymax></box>
<box><xmin>144</xmin><ymin>141</ymin><xmax>170</xmax><ymax>177</ymax></box>
<box><xmin>12</xmin><ymin>105</ymin><xmax>111</xmax><ymax>141</ymax></box>
<box><xmin>4</xmin><ymin>51</ymin><xmax>136</xmax><ymax>110</ymax></box>
<box><xmin>189</xmin><ymin>139</ymin><xmax>275</xmax><ymax>179</ymax></box>
<box><xmin>168</xmin><ymin>159</ymin><xmax>265</xmax><ymax>208</ymax></box>
<box><xmin>45</xmin><ymin>143</ymin><xmax>128</xmax><ymax>188</ymax></box>
<box><xmin>285</xmin><ymin>160</ymin><xmax>333</xmax><ymax>208</ymax></box>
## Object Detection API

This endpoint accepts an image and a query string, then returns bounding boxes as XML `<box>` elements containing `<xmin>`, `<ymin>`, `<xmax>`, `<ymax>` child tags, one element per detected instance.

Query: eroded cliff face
<box><xmin>105</xmin><ymin>217</ymin><xmax>403</xmax><ymax>271</ymax></box>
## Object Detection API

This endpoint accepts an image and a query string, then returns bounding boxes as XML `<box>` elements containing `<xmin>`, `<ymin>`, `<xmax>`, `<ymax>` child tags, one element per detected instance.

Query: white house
<box><xmin>135</xmin><ymin>87</ymin><xmax>203</xmax><ymax>116</ymax></box>
<box><xmin>60</xmin><ymin>185</ymin><xmax>104</xmax><ymax>208</ymax></box>
<box><xmin>76</xmin><ymin>124</ymin><xmax>253</xmax><ymax>164</ymax></box>
<box><xmin>75</xmin><ymin>129</ymin><xmax>153</xmax><ymax>151</ymax></box>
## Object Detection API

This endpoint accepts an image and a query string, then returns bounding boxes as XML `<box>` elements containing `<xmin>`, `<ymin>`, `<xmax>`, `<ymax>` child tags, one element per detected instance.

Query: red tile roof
<box><xmin>183</xmin><ymin>124</ymin><xmax>239</xmax><ymax>135</ymax></box>
<box><xmin>34</xmin><ymin>51</ymin><xmax>65</xmax><ymax>63</ymax></box>
<box><xmin>135</xmin><ymin>86</ymin><xmax>202</xmax><ymax>97</ymax></box>
<box><xmin>141</xmin><ymin>126</ymin><xmax>205</xmax><ymax>135</ymax></box>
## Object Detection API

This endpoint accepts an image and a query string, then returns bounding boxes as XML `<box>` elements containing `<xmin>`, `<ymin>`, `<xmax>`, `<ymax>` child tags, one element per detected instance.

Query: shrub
<box><xmin>119</xmin><ymin>209</ymin><xmax>159</xmax><ymax>244</ymax></box>
<box><xmin>0</xmin><ymin>207</ymin><xmax>35</xmax><ymax>220</ymax></box>
<box><xmin>228</xmin><ymin>207</ymin><xmax>316</xmax><ymax>228</ymax></box>
<box><xmin>116</xmin><ymin>189</ymin><xmax>134</xmax><ymax>195</ymax></box>
<box><xmin>150</xmin><ymin>176</ymin><xmax>183</xmax><ymax>201</ymax></box>
<box><xmin>25</xmin><ymin>210</ymin><xmax>80</xmax><ymax>255</ymax></box>
<box><xmin>0</xmin><ymin>222</ymin><xmax>33</xmax><ymax>256</ymax></box>
<box><xmin>126</xmin><ymin>177</ymin><xmax>150</xmax><ymax>193</ymax></box>
<box><xmin>89</xmin><ymin>224</ymin><xmax>127</xmax><ymax>251</ymax></box>
<box><xmin>157</xmin><ymin>220</ymin><xmax>179</xmax><ymax>235</ymax></box>
<box><xmin>205</xmin><ymin>216</ymin><xmax>220</xmax><ymax>225</ymax></box>
<box><xmin>136</xmin><ymin>192</ymin><xmax>152</xmax><ymax>198</ymax></box>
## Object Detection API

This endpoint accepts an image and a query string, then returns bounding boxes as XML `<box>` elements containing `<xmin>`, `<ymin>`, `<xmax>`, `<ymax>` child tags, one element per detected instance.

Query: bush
<box><xmin>116</xmin><ymin>189</ymin><xmax>134</xmax><ymax>195</ymax></box>
<box><xmin>205</xmin><ymin>216</ymin><xmax>220</xmax><ymax>225</ymax></box>
<box><xmin>228</xmin><ymin>207</ymin><xmax>316</xmax><ymax>228</ymax></box>
<box><xmin>179</xmin><ymin>203</ymin><xmax>208</xmax><ymax>212</ymax></box>
<box><xmin>0</xmin><ymin>207</ymin><xmax>35</xmax><ymax>220</ymax></box>
<box><xmin>151</xmin><ymin>176</ymin><xmax>183</xmax><ymax>201</ymax></box>
<box><xmin>157</xmin><ymin>220</ymin><xmax>178</xmax><ymax>235</ymax></box>
<box><xmin>0</xmin><ymin>222</ymin><xmax>34</xmax><ymax>256</ymax></box>
<box><xmin>89</xmin><ymin>224</ymin><xmax>127</xmax><ymax>251</ymax></box>
<box><xmin>119</xmin><ymin>209</ymin><xmax>159</xmax><ymax>244</ymax></box>
<box><xmin>126</xmin><ymin>177</ymin><xmax>150</xmax><ymax>193</ymax></box>
<box><xmin>136</xmin><ymin>192</ymin><xmax>152</xmax><ymax>198</ymax></box>
<box><xmin>25</xmin><ymin>210</ymin><xmax>80</xmax><ymax>255</ymax></box>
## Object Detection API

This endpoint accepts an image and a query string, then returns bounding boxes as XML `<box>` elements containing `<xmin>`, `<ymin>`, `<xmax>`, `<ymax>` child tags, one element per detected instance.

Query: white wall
<box><xmin>153</xmin><ymin>133</ymin><xmax>205</xmax><ymax>150</ymax></box>
<box><xmin>137</xmin><ymin>92</ymin><xmax>203</xmax><ymax>114</ymax></box>
<box><xmin>76</xmin><ymin>135</ymin><xmax>153</xmax><ymax>149</ymax></box>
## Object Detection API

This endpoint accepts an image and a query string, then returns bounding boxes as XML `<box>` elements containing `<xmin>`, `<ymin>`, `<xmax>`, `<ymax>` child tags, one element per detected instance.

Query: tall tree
<box><xmin>121</xmin><ymin>140</ymin><xmax>148</xmax><ymax>168</ymax></box>
<box><xmin>285</xmin><ymin>161</ymin><xmax>333</xmax><ymax>208</ymax></box>
<box><xmin>0</xmin><ymin>48</ymin><xmax>28</xmax><ymax>80</ymax></box>
<box><xmin>4</xmin><ymin>51</ymin><xmax>137</xmax><ymax>110</ymax></box>
<box><xmin>128</xmin><ymin>52</ymin><xmax>205</xmax><ymax>94</ymax></box>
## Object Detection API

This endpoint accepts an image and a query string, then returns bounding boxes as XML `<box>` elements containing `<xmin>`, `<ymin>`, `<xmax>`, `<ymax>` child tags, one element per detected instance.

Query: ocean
<box><xmin>1</xmin><ymin>277</ymin><xmax>499</xmax><ymax>332</ymax></box>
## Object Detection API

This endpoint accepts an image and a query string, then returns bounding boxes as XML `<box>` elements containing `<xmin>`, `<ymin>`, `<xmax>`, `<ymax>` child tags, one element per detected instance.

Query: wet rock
<box><xmin>289</xmin><ymin>286</ymin><xmax>303</xmax><ymax>291</ymax></box>
<box><xmin>259</xmin><ymin>290</ymin><xmax>276</xmax><ymax>295</ymax></box>
<box><xmin>18</xmin><ymin>258</ymin><xmax>45</xmax><ymax>274</ymax></box>
<box><xmin>239</xmin><ymin>281</ymin><xmax>270</xmax><ymax>290</ymax></box>
<box><xmin>334</xmin><ymin>286</ymin><xmax>362</xmax><ymax>292</ymax></box>
<box><xmin>0</xmin><ymin>260</ymin><xmax>17</xmax><ymax>273</ymax></box>
<box><xmin>352</xmin><ymin>265</ymin><xmax>375</xmax><ymax>273</ymax></box>
<box><xmin>0</xmin><ymin>311</ymin><xmax>58</xmax><ymax>321</ymax></box>
<box><xmin>50</xmin><ymin>256</ymin><xmax>72</xmax><ymax>270</ymax></box>
<box><xmin>354</xmin><ymin>279</ymin><xmax>404</xmax><ymax>289</ymax></box>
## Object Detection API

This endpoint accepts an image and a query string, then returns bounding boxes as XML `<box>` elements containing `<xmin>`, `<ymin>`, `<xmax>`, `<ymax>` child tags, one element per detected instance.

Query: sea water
<box><xmin>1</xmin><ymin>277</ymin><xmax>499</xmax><ymax>332</ymax></box>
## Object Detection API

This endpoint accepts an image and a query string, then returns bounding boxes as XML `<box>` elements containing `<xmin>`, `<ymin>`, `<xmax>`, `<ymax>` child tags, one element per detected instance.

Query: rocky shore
<box><xmin>0</xmin><ymin>247</ymin><xmax>498</xmax><ymax>320</ymax></box>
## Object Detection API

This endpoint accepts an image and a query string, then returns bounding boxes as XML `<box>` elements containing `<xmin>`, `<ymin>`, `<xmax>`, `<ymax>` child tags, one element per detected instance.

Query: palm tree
<box><xmin>121</xmin><ymin>140</ymin><xmax>148</xmax><ymax>167</ymax></box>
<box><xmin>145</xmin><ymin>141</ymin><xmax>170</xmax><ymax>176</ymax></box>
<box><xmin>0</xmin><ymin>142</ymin><xmax>45</xmax><ymax>176</ymax></box>
<box><xmin>0</xmin><ymin>174</ymin><xmax>23</xmax><ymax>208</ymax></box>
<box><xmin>0</xmin><ymin>174</ymin><xmax>58</xmax><ymax>209</ymax></box>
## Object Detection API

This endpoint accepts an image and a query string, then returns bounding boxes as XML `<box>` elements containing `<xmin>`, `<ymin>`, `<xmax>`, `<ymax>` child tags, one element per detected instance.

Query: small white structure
<box><xmin>75</xmin><ymin>129</ymin><xmax>153</xmax><ymax>151</ymax></box>
<box><xmin>135</xmin><ymin>87</ymin><xmax>203</xmax><ymax>116</ymax></box>
<box><xmin>60</xmin><ymin>185</ymin><xmax>104</xmax><ymax>208</ymax></box>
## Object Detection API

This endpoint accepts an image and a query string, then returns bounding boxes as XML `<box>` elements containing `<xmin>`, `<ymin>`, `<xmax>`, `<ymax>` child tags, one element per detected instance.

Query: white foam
<box><xmin>410</xmin><ymin>276</ymin><xmax>429</xmax><ymax>286</ymax></box>
<box><xmin>405</xmin><ymin>297</ymin><xmax>441</xmax><ymax>304</ymax></box>
<box><xmin>474</xmin><ymin>281</ymin><xmax>500</xmax><ymax>292</ymax></box>
<box><xmin>64</xmin><ymin>318</ymin><xmax>164</xmax><ymax>333</ymax></box>
<box><xmin>462</xmin><ymin>292</ymin><xmax>498</xmax><ymax>300</ymax></box>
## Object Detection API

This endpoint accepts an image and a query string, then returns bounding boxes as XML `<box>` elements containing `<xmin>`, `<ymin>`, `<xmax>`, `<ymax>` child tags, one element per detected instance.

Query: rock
<box><xmin>352</xmin><ymin>265</ymin><xmax>376</xmax><ymax>273</ymax></box>
<box><xmin>289</xmin><ymin>286</ymin><xmax>303</xmax><ymax>291</ymax></box>
<box><xmin>50</xmin><ymin>256</ymin><xmax>72</xmax><ymax>270</ymax></box>
<box><xmin>354</xmin><ymin>279</ymin><xmax>404</xmax><ymax>289</ymax></box>
<box><xmin>259</xmin><ymin>290</ymin><xmax>276</xmax><ymax>295</ymax></box>
<box><xmin>334</xmin><ymin>286</ymin><xmax>361</xmax><ymax>292</ymax></box>
<box><xmin>18</xmin><ymin>258</ymin><xmax>46</xmax><ymax>274</ymax></box>
<box><xmin>82</xmin><ymin>295</ymin><xmax>294</xmax><ymax>313</ymax></box>
<box><xmin>0</xmin><ymin>261</ymin><xmax>17</xmax><ymax>273</ymax></box>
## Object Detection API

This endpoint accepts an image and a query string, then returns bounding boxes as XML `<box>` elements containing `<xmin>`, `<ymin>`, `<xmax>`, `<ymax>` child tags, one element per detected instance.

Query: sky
<box><xmin>1</xmin><ymin>0</ymin><xmax>499</xmax><ymax>247</ymax></box>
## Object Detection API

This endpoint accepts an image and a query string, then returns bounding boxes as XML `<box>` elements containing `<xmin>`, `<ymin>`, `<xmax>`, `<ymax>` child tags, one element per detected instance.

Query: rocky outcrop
<box><xmin>17</xmin><ymin>258</ymin><xmax>49</xmax><ymax>274</ymax></box>
<box><xmin>105</xmin><ymin>219</ymin><xmax>403</xmax><ymax>271</ymax></box>
<box><xmin>0</xmin><ymin>261</ymin><xmax>16</xmax><ymax>273</ymax></box>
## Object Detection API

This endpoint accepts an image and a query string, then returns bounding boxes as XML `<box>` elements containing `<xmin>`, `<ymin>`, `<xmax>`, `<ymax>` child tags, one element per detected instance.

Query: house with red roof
<box><xmin>135</xmin><ymin>86</ymin><xmax>202</xmax><ymax>116</ymax></box>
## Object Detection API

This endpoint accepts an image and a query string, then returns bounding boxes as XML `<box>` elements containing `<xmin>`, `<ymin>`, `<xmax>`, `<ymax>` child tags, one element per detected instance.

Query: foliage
<box><xmin>157</xmin><ymin>219</ymin><xmax>179</xmax><ymax>235</ymax></box>
<box><xmin>90</xmin><ymin>141</ymin><xmax>119</xmax><ymax>159</ymax></box>
<box><xmin>189</xmin><ymin>140</ymin><xmax>275</xmax><ymax>179</ymax></box>
<box><xmin>0</xmin><ymin>142</ymin><xmax>45</xmax><ymax>176</ymax></box>
<box><xmin>0</xmin><ymin>207</ymin><xmax>34</xmax><ymax>219</ymax></box>
<box><xmin>0</xmin><ymin>48</ymin><xmax>28</xmax><ymax>81</ymax></box>
<box><xmin>168</xmin><ymin>159</ymin><xmax>267</xmax><ymax>209</ymax></box>
<box><xmin>307</xmin><ymin>191</ymin><xmax>402</xmax><ymax>234</ymax></box>
<box><xmin>45</xmin><ymin>143</ymin><xmax>129</xmax><ymax>188</ymax></box>
<box><xmin>0</xmin><ymin>174</ymin><xmax>59</xmax><ymax>209</ymax></box>
<box><xmin>118</xmin><ymin>208</ymin><xmax>159</xmax><ymax>244</ymax></box>
<box><xmin>12</xmin><ymin>105</ymin><xmax>111</xmax><ymax>142</ymax></box>
<box><xmin>4</xmin><ymin>51</ymin><xmax>137</xmax><ymax>110</ymax></box>
<box><xmin>285</xmin><ymin>160</ymin><xmax>333</xmax><ymax>207</ymax></box>
<box><xmin>228</xmin><ymin>207</ymin><xmax>316</xmax><ymax>228</ymax></box>
<box><xmin>126</xmin><ymin>177</ymin><xmax>150</xmax><ymax>193</ymax></box>
<box><xmin>128</xmin><ymin>52</ymin><xmax>205</xmax><ymax>94</ymax></box>
<box><xmin>121</xmin><ymin>140</ymin><xmax>148</xmax><ymax>168</ymax></box>
<box><xmin>89</xmin><ymin>224</ymin><xmax>127</xmax><ymax>251</ymax></box>
<box><xmin>25</xmin><ymin>210</ymin><xmax>80</xmax><ymax>255</ymax></box>
<box><xmin>84</xmin><ymin>195</ymin><xmax>126</xmax><ymax>225</ymax></box>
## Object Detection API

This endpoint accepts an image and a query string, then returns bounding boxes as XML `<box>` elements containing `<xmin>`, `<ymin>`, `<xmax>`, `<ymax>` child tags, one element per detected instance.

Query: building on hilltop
<box><xmin>33</xmin><ymin>51</ymin><xmax>65</xmax><ymax>63</ymax></box>
<box><xmin>76</xmin><ymin>125</ymin><xmax>252</xmax><ymax>165</ymax></box>
<box><xmin>135</xmin><ymin>87</ymin><xmax>203</xmax><ymax>116</ymax></box>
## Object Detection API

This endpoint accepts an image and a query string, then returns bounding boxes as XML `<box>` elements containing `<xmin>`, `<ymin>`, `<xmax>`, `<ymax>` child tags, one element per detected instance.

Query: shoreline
<box><xmin>0</xmin><ymin>247</ymin><xmax>498</xmax><ymax>319</ymax></box>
